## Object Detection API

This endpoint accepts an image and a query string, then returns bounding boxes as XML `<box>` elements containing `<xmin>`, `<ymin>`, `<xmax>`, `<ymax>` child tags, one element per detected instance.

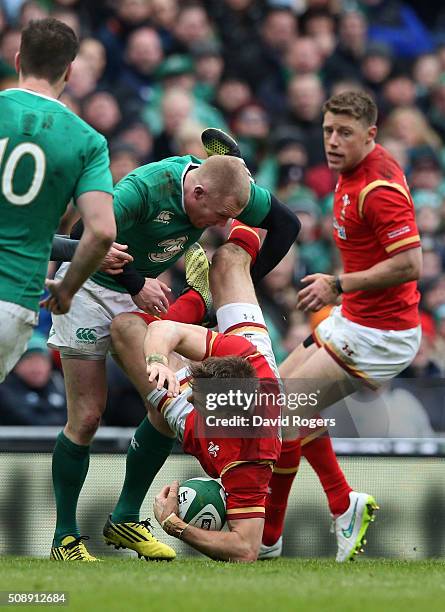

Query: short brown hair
<box><xmin>20</xmin><ymin>18</ymin><xmax>79</xmax><ymax>83</ymax></box>
<box><xmin>323</xmin><ymin>91</ymin><xmax>378</xmax><ymax>126</ymax></box>
<box><xmin>190</xmin><ymin>355</ymin><xmax>256</xmax><ymax>383</ymax></box>
<box><xmin>190</xmin><ymin>355</ymin><xmax>258</xmax><ymax>415</ymax></box>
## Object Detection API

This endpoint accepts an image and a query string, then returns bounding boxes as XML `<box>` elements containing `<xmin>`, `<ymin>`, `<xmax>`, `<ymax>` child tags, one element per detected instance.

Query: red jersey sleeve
<box><xmin>361</xmin><ymin>186</ymin><xmax>421</xmax><ymax>256</ymax></box>
<box><xmin>204</xmin><ymin>330</ymin><xmax>255</xmax><ymax>359</ymax></box>
<box><xmin>221</xmin><ymin>462</ymin><xmax>273</xmax><ymax>521</ymax></box>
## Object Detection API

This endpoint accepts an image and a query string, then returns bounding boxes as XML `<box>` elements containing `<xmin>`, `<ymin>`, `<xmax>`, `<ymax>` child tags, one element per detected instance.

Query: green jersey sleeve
<box><xmin>237</xmin><ymin>183</ymin><xmax>271</xmax><ymax>226</ymax></box>
<box><xmin>74</xmin><ymin>135</ymin><xmax>113</xmax><ymax>199</ymax></box>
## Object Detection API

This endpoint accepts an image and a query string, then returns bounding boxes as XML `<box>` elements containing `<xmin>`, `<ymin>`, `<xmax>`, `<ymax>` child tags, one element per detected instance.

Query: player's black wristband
<box><xmin>112</xmin><ymin>263</ymin><xmax>146</xmax><ymax>295</ymax></box>
<box><xmin>251</xmin><ymin>194</ymin><xmax>301</xmax><ymax>283</ymax></box>
<box><xmin>70</xmin><ymin>218</ymin><xmax>146</xmax><ymax>295</ymax></box>
<box><xmin>50</xmin><ymin>235</ymin><xmax>78</xmax><ymax>261</ymax></box>
<box><xmin>334</xmin><ymin>276</ymin><xmax>344</xmax><ymax>295</ymax></box>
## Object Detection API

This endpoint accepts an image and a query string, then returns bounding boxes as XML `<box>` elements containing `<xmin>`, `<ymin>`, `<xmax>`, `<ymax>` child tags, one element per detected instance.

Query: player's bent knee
<box><xmin>67</xmin><ymin>411</ymin><xmax>101</xmax><ymax>441</ymax></box>
<box><xmin>212</xmin><ymin>242</ymin><xmax>248</xmax><ymax>271</ymax></box>
<box><xmin>111</xmin><ymin>313</ymin><xmax>142</xmax><ymax>343</ymax></box>
<box><xmin>211</xmin><ymin>244</ymin><xmax>250</xmax><ymax>287</ymax></box>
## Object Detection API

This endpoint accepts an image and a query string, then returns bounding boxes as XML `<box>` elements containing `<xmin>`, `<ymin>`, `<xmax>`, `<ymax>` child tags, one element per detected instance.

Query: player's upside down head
<box><xmin>188</xmin><ymin>355</ymin><xmax>258</xmax><ymax>418</ymax></box>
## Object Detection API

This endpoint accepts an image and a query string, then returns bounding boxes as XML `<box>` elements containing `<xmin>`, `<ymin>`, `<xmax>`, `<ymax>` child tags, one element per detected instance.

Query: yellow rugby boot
<box><xmin>184</xmin><ymin>243</ymin><xmax>212</xmax><ymax>312</ymax></box>
<box><xmin>103</xmin><ymin>516</ymin><xmax>176</xmax><ymax>561</ymax></box>
<box><xmin>50</xmin><ymin>535</ymin><xmax>98</xmax><ymax>561</ymax></box>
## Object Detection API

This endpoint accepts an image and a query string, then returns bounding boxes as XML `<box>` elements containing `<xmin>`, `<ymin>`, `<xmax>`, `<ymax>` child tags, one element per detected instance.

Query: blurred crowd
<box><xmin>0</xmin><ymin>0</ymin><xmax>444</xmax><ymax>431</ymax></box>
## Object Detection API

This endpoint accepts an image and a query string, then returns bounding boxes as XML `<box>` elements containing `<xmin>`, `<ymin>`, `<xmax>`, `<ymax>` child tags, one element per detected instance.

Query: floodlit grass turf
<box><xmin>1</xmin><ymin>558</ymin><xmax>444</xmax><ymax>612</ymax></box>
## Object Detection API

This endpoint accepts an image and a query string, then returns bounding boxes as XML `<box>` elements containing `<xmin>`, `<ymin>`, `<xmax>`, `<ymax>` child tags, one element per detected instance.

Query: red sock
<box><xmin>132</xmin><ymin>290</ymin><xmax>205</xmax><ymax>326</ymax></box>
<box><xmin>301</xmin><ymin>434</ymin><xmax>352</xmax><ymax>516</ymax></box>
<box><xmin>227</xmin><ymin>220</ymin><xmax>260</xmax><ymax>265</ymax></box>
<box><xmin>262</xmin><ymin>439</ymin><xmax>301</xmax><ymax>546</ymax></box>
<box><xmin>162</xmin><ymin>289</ymin><xmax>205</xmax><ymax>324</ymax></box>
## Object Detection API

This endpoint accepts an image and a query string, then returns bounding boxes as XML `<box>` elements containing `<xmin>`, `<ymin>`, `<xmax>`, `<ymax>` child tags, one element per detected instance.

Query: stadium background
<box><xmin>0</xmin><ymin>0</ymin><xmax>445</xmax><ymax>559</ymax></box>
<box><xmin>2</xmin><ymin>434</ymin><xmax>445</xmax><ymax>559</ymax></box>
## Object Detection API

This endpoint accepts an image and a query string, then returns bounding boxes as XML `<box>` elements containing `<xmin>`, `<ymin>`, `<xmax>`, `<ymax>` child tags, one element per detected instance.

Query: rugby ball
<box><xmin>178</xmin><ymin>477</ymin><xmax>226</xmax><ymax>530</ymax></box>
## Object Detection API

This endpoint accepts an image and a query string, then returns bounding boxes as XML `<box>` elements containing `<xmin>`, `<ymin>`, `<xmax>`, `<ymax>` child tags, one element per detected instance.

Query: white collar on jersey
<box><xmin>181</xmin><ymin>160</ymin><xmax>200</xmax><ymax>214</ymax></box>
<box><xmin>4</xmin><ymin>88</ymin><xmax>66</xmax><ymax>107</ymax></box>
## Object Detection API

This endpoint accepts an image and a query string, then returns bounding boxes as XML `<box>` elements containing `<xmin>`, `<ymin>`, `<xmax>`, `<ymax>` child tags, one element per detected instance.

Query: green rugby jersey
<box><xmin>0</xmin><ymin>89</ymin><xmax>113</xmax><ymax>311</ymax></box>
<box><xmin>92</xmin><ymin>155</ymin><xmax>271</xmax><ymax>292</ymax></box>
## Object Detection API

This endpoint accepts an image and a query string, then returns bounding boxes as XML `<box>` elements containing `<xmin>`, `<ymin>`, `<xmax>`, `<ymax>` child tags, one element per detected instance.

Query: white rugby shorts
<box><xmin>314</xmin><ymin>306</ymin><xmax>421</xmax><ymax>385</ymax></box>
<box><xmin>147</xmin><ymin>366</ymin><xmax>193</xmax><ymax>442</ymax></box>
<box><xmin>216</xmin><ymin>302</ymin><xmax>279</xmax><ymax>377</ymax></box>
<box><xmin>0</xmin><ymin>300</ymin><xmax>38</xmax><ymax>382</ymax></box>
<box><xmin>48</xmin><ymin>263</ymin><xmax>141</xmax><ymax>359</ymax></box>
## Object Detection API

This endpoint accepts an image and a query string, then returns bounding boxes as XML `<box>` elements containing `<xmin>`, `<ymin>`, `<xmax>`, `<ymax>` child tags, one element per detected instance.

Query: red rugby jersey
<box><xmin>182</xmin><ymin>328</ymin><xmax>282</xmax><ymax>520</ymax></box>
<box><xmin>333</xmin><ymin>144</ymin><xmax>420</xmax><ymax>330</ymax></box>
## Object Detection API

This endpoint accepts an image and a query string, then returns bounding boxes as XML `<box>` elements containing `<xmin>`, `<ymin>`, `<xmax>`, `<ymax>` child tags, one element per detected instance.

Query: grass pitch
<box><xmin>1</xmin><ymin>558</ymin><xmax>444</xmax><ymax>612</ymax></box>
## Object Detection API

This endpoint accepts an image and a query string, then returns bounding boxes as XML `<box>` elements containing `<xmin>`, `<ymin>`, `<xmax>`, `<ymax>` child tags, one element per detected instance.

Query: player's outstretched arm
<box><xmin>297</xmin><ymin>247</ymin><xmax>422</xmax><ymax>312</ymax></box>
<box><xmin>50</xmin><ymin>235</ymin><xmax>133</xmax><ymax>275</ymax></box>
<box><xmin>143</xmin><ymin>320</ymin><xmax>208</xmax><ymax>363</ymax></box>
<box><xmin>58</xmin><ymin>191</ymin><xmax>115</xmax><ymax>286</ymax></box>
<box><xmin>154</xmin><ymin>481</ymin><xmax>262</xmax><ymax>562</ymax></box>
<box><xmin>43</xmin><ymin>192</ymin><xmax>116</xmax><ymax>313</ymax></box>
<box><xmin>52</xmin><ymin>215</ymin><xmax>133</xmax><ymax>274</ymax></box>
<box><xmin>181</xmin><ymin>517</ymin><xmax>263</xmax><ymax>563</ymax></box>
<box><xmin>337</xmin><ymin>247</ymin><xmax>422</xmax><ymax>293</ymax></box>
<box><xmin>56</xmin><ymin>218</ymin><xmax>171</xmax><ymax>313</ymax></box>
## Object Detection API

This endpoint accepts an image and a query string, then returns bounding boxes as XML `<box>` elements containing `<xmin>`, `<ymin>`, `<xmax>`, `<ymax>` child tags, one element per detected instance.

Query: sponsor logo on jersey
<box><xmin>208</xmin><ymin>441</ymin><xmax>220</xmax><ymax>457</ymax></box>
<box><xmin>149</xmin><ymin>236</ymin><xmax>188</xmax><ymax>263</ymax></box>
<box><xmin>387</xmin><ymin>225</ymin><xmax>410</xmax><ymax>240</ymax></box>
<box><xmin>130</xmin><ymin>436</ymin><xmax>139</xmax><ymax>450</ymax></box>
<box><xmin>333</xmin><ymin>217</ymin><xmax>347</xmax><ymax>240</ymax></box>
<box><xmin>153</xmin><ymin>211</ymin><xmax>174</xmax><ymax>224</ymax></box>
<box><xmin>340</xmin><ymin>193</ymin><xmax>351</xmax><ymax>220</ymax></box>
<box><xmin>75</xmin><ymin>328</ymin><xmax>98</xmax><ymax>344</ymax></box>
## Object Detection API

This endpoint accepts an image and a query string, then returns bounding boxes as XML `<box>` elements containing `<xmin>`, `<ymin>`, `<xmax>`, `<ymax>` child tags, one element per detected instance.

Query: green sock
<box><xmin>52</xmin><ymin>431</ymin><xmax>90</xmax><ymax>546</ymax></box>
<box><xmin>111</xmin><ymin>417</ymin><xmax>174</xmax><ymax>524</ymax></box>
